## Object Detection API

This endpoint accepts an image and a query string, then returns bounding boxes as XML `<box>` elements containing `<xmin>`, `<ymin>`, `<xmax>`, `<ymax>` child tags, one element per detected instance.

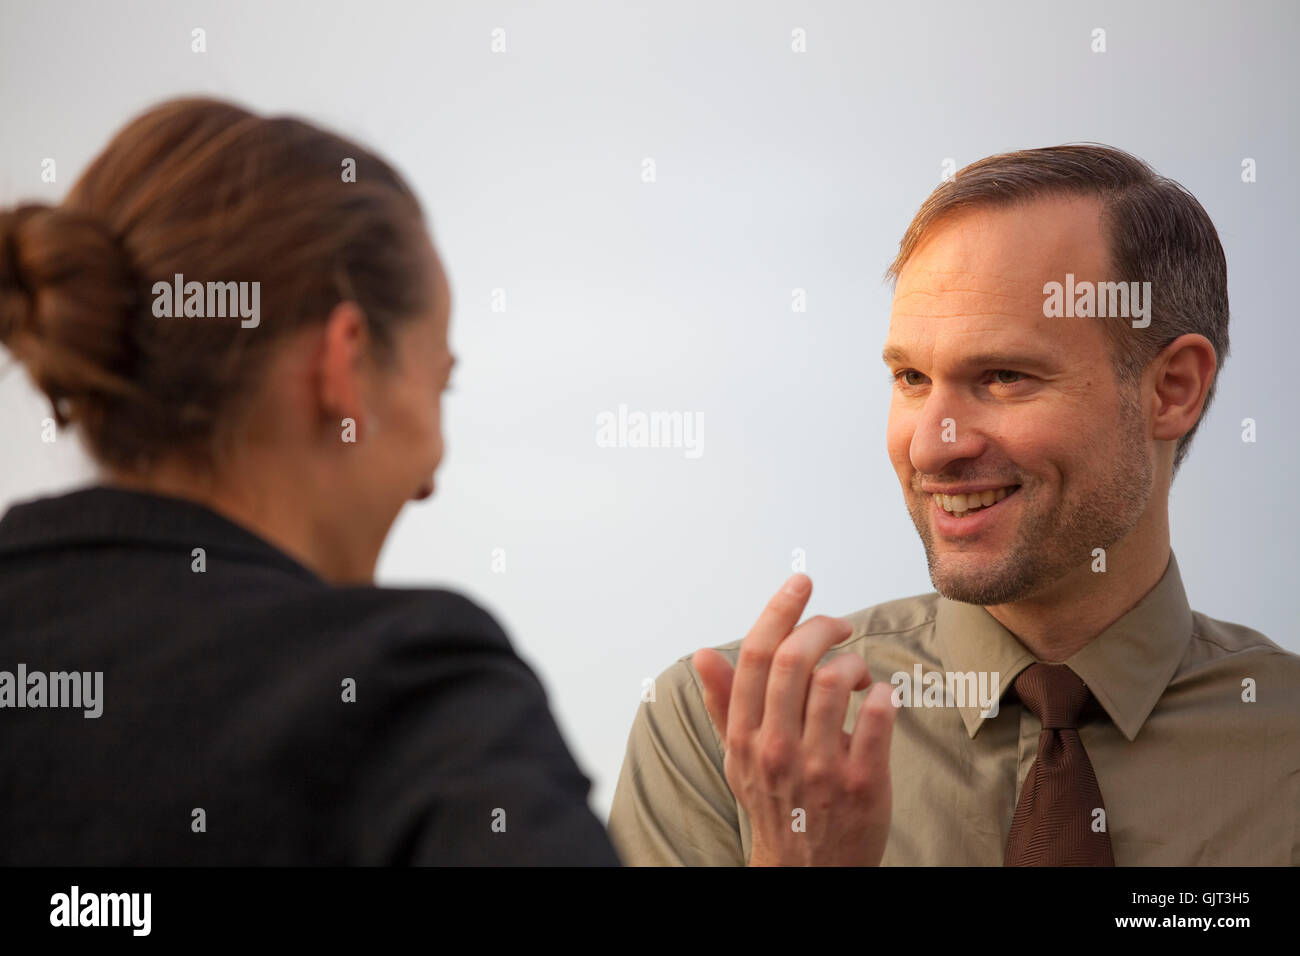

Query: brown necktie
<box><xmin>1004</xmin><ymin>663</ymin><xmax>1115</xmax><ymax>866</ymax></box>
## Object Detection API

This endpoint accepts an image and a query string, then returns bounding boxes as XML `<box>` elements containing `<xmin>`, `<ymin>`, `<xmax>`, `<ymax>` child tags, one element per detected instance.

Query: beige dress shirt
<box><xmin>608</xmin><ymin>553</ymin><xmax>1300</xmax><ymax>865</ymax></box>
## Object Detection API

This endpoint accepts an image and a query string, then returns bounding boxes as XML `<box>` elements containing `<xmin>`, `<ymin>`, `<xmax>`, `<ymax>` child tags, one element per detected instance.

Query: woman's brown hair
<box><xmin>0</xmin><ymin>96</ymin><xmax>432</xmax><ymax>472</ymax></box>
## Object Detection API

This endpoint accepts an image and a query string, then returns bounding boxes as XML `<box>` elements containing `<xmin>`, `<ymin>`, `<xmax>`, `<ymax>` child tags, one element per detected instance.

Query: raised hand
<box><xmin>693</xmin><ymin>574</ymin><xmax>896</xmax><ymax>866</ymax></box>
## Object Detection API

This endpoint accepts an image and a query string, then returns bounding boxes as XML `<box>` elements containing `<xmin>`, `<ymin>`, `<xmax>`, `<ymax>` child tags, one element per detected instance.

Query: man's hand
<box><xmin>693</xmin><ymin>573</ymin><xmax>896</xmax><ymax>866</ymax></box>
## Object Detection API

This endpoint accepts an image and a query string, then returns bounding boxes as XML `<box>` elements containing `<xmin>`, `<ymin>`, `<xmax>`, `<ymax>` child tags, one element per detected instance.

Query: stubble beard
<box><xmin>908</xmin><ymin>394</ymin><xmax>1154</xmax><ymax>606</ymax></box>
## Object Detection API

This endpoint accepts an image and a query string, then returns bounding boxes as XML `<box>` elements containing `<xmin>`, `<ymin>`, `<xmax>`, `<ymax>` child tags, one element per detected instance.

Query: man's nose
<box><xmin>908</xmin><ymin>388</ymin><xmax>988</xmax><ymax>478</ymax></box>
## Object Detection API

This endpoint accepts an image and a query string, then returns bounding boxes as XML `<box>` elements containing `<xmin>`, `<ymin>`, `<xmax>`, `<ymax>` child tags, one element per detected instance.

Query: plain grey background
<box><xmin>2</xmin><ymin>0</ymin><xmax>1296</xmax><ymax>822</ymax></box>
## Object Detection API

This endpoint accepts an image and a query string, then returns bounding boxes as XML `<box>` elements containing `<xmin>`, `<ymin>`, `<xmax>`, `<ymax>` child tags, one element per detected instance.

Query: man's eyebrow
<box><xmin>952</xmin><ymin>351</ymin><xmax>1060</xmax><ymax>371</ymax></box>
<box><xmin>880</xmin><ymin>345</ymin><xmax>1060</xmax><ymax>371</ymax></box>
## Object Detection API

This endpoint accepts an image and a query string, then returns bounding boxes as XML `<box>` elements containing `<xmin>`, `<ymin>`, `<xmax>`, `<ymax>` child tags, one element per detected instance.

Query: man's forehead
<box><xmin>885</xmin><ymin>197</ymin><xmax>1114</xmax><ymax>356</ymax></box>
<box><xmin>892</xmin><ymin>196</ymin><xmax>1110</xmax><ymax>313</ymax></box>
<box><xmin>891</xmin><ymin>268</ymin><xmax>1046</xmax><ymax>320</ymax></box>
<box><xmin>884</xmin><ymin>291</ymin><xmax>1109</xmax><ymax>365</ymax></box>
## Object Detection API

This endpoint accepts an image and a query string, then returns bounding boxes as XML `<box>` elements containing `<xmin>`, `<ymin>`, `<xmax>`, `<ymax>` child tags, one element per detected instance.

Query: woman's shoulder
<box><xmin>259</xmin><ymin>585</ymin><xmax>536</xmax><ymax>698</ymax></box>
<box><xmin>292</xmin><ymin>584</ymin><xmax>512</xmax><ymax>653</ymax></box>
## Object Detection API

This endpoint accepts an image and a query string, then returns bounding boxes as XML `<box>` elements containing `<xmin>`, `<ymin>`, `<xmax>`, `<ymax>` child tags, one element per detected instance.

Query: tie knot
<box><xmin>1013</xmin><ymin>663</ymin><xmax>1091</xmax><ymax>729</ymax></box>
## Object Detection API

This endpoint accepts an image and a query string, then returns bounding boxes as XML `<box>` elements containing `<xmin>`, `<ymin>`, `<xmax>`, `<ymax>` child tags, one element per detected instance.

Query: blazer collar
<box><xmin>0</xmin><ymin>483</ymin><xmax>321</xmax><ymax>584</ymax></box>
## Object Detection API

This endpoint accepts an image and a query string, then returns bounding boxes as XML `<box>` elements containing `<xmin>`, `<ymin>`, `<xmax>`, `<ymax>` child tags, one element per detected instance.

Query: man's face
<box><xmin>883</xmin><ymin>196</ymin><xmax>1154</xmax><ymax>606</ymax></box>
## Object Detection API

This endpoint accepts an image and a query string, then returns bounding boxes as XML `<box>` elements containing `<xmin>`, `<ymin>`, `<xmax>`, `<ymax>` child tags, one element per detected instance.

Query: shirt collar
<box><xmin>935</xmin><ymin>552</ymin><xmax>1192</xmax><ymax>742</ymax></box>
<box><xmin>0</xmin><ymin>483</ymin><xmax>321</xmax><ymax>584</ymax></box>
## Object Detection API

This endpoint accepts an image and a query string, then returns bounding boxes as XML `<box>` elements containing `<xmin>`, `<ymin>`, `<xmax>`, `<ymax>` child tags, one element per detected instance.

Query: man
<box><xmin>607</xmin><ymin>145</ymin><xmax>1300</xmax><ymax>866</ymax></box>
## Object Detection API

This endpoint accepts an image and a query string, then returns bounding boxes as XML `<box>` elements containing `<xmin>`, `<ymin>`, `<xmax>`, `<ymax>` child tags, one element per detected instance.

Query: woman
<box><xmin>0</xmin><ymin>97</ymin><xmax>619</xmax><ymax>865</ymax></box>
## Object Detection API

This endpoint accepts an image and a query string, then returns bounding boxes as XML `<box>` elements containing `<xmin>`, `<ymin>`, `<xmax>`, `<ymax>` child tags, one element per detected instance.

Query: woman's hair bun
<box><xmin>0</xmin><ymin>202</ymin><xmax>141</xmax><ymax>425</ymax></box>
<box><xmin>2</xmin><ymin>97</ymin><xmax>431</xmax><ymax>472</ymax></box>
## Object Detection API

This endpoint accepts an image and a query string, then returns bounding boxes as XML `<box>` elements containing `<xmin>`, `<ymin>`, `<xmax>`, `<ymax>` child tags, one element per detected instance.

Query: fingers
<box><xmin>802</xmin><ymin>653</ymin><xmax>871</xmax><ymax>763</ymax></box>
<box><xmin>847</xmin><ymin>681</ymin><xmax>898</xmax><ymax>788</ymax></box>
<box><xmin>728</xmin><ymin>574</ymin><xmax>812</xmax><ymax>735</ymax></box>
<box><xmin>692</xmin><ymin>648</ymin><xmax>735</xmax><ymax>740</ymax></box>
<box><xmin>761</xmin><ymin>614</ymin><xmax>853</xmax><ymax>738</ymax></box>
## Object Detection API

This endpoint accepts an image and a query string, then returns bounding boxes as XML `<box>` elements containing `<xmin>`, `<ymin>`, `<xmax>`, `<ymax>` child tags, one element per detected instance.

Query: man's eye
<box><xmin>895</xmin><ymin>370</ymin><xmax>927</xmax><ymax>387</ymax></box>
<box><xmin>993</xmin><ymin>370</ymin><xmax>1024</xmax><ymax>384</ymax></box>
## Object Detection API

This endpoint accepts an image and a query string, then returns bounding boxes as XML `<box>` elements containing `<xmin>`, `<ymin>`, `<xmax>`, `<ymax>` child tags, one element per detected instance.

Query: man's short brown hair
<box><xmin>885</xmin><ymin>145</ymin><xmax>1230</xmax><ymax>474</ymax></box>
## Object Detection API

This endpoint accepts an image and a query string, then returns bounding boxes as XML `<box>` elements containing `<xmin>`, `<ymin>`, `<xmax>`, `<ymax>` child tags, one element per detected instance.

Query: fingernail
<box><xmin>783</xmin><ymin>574</ymin><xmax>810</xmax><ymax>595</ymax></box>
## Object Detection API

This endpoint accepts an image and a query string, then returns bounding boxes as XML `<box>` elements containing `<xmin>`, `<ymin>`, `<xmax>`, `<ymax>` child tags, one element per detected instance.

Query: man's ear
<box><xmin>1149</xmin><ymin>333</ymin><xmax>1217</xmax><ymax>444</ymax></box>
<box><xmin>316</xmin><ymin>301</ymin><xmax>371</xmax><ymax>428</ymax></box>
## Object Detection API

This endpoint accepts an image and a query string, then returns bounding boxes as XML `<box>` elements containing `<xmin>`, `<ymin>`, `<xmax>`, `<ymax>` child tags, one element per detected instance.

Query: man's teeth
<box><xmin>934</xmin><ymin>486</ymin><xmax>1014</xmax><ymax>516</ymax></box>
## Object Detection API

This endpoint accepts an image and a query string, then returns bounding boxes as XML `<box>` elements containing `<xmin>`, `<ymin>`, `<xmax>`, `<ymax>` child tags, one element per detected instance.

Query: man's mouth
<box><xmin>929</xmin><ymin>484</ymin><xmax>1021</xmax><ymax>518</ymax></box>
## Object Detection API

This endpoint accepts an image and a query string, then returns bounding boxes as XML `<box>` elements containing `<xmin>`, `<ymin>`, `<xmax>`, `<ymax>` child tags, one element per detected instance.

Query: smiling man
<box><xmin>607</xmin><ymin>145</ymin><xmax>1300</xmax><ymax>866</ymax></box>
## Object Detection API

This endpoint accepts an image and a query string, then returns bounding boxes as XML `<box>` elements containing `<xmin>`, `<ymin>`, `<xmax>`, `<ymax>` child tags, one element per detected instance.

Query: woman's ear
<box><xmin>316</xmin><ymin>300</ymin><xmax>373</xmax><ymax>437</ymax></box>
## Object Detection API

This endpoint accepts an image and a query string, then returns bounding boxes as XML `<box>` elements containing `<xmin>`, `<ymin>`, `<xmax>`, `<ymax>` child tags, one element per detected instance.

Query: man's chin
<box><xmin>927</xmin><ymin>553</ymin><xmax>1034</xmax><ymax>606</ymax></box>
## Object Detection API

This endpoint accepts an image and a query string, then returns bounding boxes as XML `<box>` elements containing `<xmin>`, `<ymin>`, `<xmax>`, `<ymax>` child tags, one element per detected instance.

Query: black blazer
<box><xmin>0</xmin><ymin>485</ymin><xmax>619</xmax><ymax>865</ymax></box>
